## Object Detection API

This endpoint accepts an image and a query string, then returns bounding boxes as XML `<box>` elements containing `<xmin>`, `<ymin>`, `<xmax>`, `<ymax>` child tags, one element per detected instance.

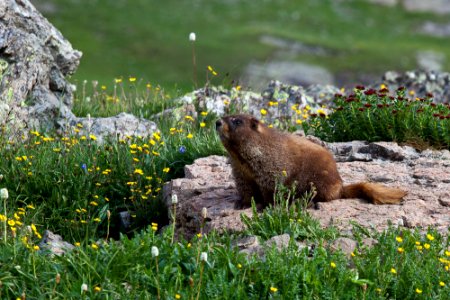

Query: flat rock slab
<box><xmin>164</xmin><ymin>142</ymin><xmax>450</xmax><ymax>238</ymax></box>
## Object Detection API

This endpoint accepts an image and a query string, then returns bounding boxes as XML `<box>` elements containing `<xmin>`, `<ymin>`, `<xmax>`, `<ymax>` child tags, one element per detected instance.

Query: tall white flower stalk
<box><xmin>189</xmin><ymin>32</ymin><xmax>198</xmax><ymax>88</ymax></box>
<box><xmin>152</xmin><ymin>246</ymin><xmax>161</xmax><ymax>300</ymax></box>
<box><xmin>196</xmin><ymin>251</ymin><xmax>208</xmax><ymax>300</ymax></box>
<box><xmin>1</xmin><ymin>188</ymin><xmax>9</xmax><ymax>244</ymax></box>
<box><xmin>171</xmin><ymin>194</ymin><xmax>178</xmax><ymax>244</ymax></box>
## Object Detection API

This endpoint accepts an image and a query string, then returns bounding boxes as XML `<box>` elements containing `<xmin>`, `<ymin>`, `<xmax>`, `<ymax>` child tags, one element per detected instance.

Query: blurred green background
<box><xmin>31</xmin><ymin>0</ymin><xmax>450</xmax><ymax>92</ymax></box>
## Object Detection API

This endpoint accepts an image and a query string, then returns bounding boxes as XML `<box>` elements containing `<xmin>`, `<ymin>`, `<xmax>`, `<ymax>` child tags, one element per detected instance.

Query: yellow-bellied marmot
<box><xmin>216</xmin><ymin>114</ymin><xmax>406</xmax><ymax>209</ymax></box>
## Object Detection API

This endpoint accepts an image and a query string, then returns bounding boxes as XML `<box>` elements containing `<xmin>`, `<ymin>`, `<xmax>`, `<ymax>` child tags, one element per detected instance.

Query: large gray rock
<box><xmin>379</xmin><ymin>70</ymin><xmax>450</xmax><ymax>104</ymax></box>
<box><xmin>419</xmin><ymin>21</ymin><xmax>450</xmax><ymax>38</ymax></box>
<box><xmin>402</xmin><ymin>0</ymin><xmax>450</xmax><ymax>14</ymax></box>
<box><xmin>416</xmin><ymin>50</ymin><xmax>445</xmax><ymax>72</ymax></box>
<box><xmin>367</xmin><ymin>0</ymin><xmax>398</xmax><ymax>6</ymax></box>
<box><xmin>175</xmin><ymin>81</ymin><xmax>339</xmax><ymax>124</ymax></box>
<box><xmin>164</xmin><ymin>142</ymin><xmax>450</xmax><ymax>238</ymax></box>
<box><xmin>0</xmin><ymin>0</ymin><xmax>81</xmax><ymax>134</ymax></box>
<box><xmin>244</xmin><ymin>61</ymin><xmax>334</xmax><ymax>90</ymax></box>
<box><xmin>70</xmin><ymin>112</ymin><xmax>158</xmax><ymax>143</ymax></box>
<box><xmin>38</xmin><ymin>230</ymin><xmax>75</xmax><ymax>256</ymax></box>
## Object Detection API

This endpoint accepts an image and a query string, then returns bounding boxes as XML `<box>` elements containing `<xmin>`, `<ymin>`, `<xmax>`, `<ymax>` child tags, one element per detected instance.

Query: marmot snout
<box><xmin>216</xmin><ymin>114</ymin><xmax>406</xmax><ymax>209</ymax></box>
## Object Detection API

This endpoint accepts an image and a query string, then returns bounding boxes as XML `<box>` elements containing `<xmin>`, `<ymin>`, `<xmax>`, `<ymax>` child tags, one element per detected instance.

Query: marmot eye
<box><xmin>231</xmin><ymin>118</ymin><xmax>242</xmax><ymax>126</ymax></box>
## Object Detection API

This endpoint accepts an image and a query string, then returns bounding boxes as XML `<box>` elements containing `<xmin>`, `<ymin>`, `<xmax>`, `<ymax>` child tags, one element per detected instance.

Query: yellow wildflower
<box><xmin>317</xmin><ymin>108</ymin><xmax>327</xmax><ymax>116</ymax></box>
<box><xmin>415</xmin><ymin>288</ymin><xmax>422</xmax><ymax>294</ymax></box>
<box><xmin>396</xmin><ymin>236</ymin><xmax>403</xmax><ymax>243</ymax></box>
<box><xmin>163</xmin><ymin>167</ymin><xmax>170</xmax><ymax>173</ymax></box>
<box><xmin>153</xmin><ymin>132</ymin><xmax>161</xmax><ymax>141</ymax></box>
<box><xmin>134</xmin><ymin>169</ymin><xmax>144</xmax><ymax>175</ymax></box>
<box><xmin>260</xmin><ymin>109</ymin><xmax>267</xmax><ymax>116</ymax></box>
<box><xmin>200</xmin><ymin>122</ymin><xmax>206</xmax><ymax>128</ymax></box>
<box><xmin>89</xmin><ymin>134</ymin><xmax>97</xmax><ymax>141</ymax></box>
<box><xmin>270</xmin><ymin>287</ymin><xmax>278</xmax><ymax>293</ymax></box>
<box><xmin>330</xmin><ymin>262</ymin><xmax>336</xmax><ymax>268</ymax></box>
<box><xmin>187</xmin><ymin>133</ymin><xmax>193</xmax><ymax>139</ymax></box>
<box><xmin>426</xmin><ymin>234</ymin><xmax>434</xmax><ymax>241</ymax></box>
<box><xmin>390</xmin><ymin>268</ymin><xmax>397</xmax><ymax>275</ymax></box>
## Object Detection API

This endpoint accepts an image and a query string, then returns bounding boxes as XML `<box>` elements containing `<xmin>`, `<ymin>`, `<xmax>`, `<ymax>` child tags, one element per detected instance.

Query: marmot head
<box><xmin>216</xmin><ymin>114</ymin><xmax>263</xmax><ymax>151</ymax></box>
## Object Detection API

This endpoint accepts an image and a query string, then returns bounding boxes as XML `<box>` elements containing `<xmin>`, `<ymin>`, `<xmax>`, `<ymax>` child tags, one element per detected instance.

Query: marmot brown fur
<box><xmin>216</xmin><ymin>114</ymin><xmax>406</xmax><ymax>209</ymax></box>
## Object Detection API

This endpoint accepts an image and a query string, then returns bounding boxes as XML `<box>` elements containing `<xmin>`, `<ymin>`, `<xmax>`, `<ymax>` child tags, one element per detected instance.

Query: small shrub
<box><xmin>241</xmin><ymin>184</ymin><xmax>339</xmax><ymax>241</ymax></box>
<box><xmin>304</xmin><ymin>86</ymin><xmax>450</xmax><ymax>149</ymax></box>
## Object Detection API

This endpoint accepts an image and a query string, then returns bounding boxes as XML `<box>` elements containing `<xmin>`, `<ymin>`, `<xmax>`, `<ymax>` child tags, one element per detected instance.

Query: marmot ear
<box><xmin>250</xmin><ymin>117</ymin><xmax>259</xmax><ymax>130</ymax></box>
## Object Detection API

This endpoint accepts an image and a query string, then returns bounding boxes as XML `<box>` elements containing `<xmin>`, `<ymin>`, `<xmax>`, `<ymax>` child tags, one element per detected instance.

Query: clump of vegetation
<box><xmin>242</xmin><ymin>184</ymin><xmax>338</xmax><ymax>241</ymax></box>
<box><xmin>305</xmin><ymin>85</ymin><xmax>450</xmax><ymax>149</ymax></box>
<box><xmin>0</xmin><ymin>78</ymin><xmax>226</xmax><ymax>241</ymax></box>
<box><xmin>0</xmin><ymin>75</ymin><xmax>449</xmax><ymax>298</ymax></box>
<box><xmin>0</xmin><ymin>181</ymin><xmax>449</xmax><ymax>298</ymax></box>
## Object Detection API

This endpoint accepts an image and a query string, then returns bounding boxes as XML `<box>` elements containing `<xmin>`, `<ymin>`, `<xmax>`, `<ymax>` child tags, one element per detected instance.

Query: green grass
<box><xmin>0</xmin><ymin>191</ymin><xmax>449</xmax><ymax>298</ymax></box>
<box><xmin>39</xmin><ymin>0</ymin><xmax>450</xmax><ymax>92</ymax></box>
<box><xmin>1</xmin><ymin>78</ymin><xmax>449</xmax><ymax>298</ymax></box>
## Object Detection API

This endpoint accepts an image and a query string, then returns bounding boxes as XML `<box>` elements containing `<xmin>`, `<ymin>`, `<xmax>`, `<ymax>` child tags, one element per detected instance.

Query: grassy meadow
<box><xmin>1</xmin><ymin>79</ymin><xmax>449</xmax><ymax>298</ymax></box>
<box><xmin>34</xmin><ymin>0</ymin><xmax>450</xmax><ymax>92</ymax></box>
<box><xmin>0</xmin><ymin>0</ymin><xmax>449</xmax><ymax>298</ymax></box>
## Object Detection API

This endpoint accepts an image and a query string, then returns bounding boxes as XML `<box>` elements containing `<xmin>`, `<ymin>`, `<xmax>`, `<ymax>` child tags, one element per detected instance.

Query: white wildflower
<box><xmin>0</xmin><ymin>188</ymin><xmax>8</xmax><ymax>200</ymax></box>
<box><xmin>151</xmin><ymin>246</ymin><xmax>159</xmax><ymax>258</ymax></box>
<box><xmin>200</xmin><ymin>252</ymin><xmax>208</xmax><ymax>262</ymax></box>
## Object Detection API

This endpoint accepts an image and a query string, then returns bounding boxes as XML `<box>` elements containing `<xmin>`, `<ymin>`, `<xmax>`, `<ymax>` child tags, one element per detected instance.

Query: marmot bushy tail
<box><xmin>342</xmin><ymin>182</ymin><xmax>407</xmax><ymax>205</ymax></box>
<box><xmin>216</xmin><ymin>114</ymin><xmax>407</xmax><ymax>209</ymax></box>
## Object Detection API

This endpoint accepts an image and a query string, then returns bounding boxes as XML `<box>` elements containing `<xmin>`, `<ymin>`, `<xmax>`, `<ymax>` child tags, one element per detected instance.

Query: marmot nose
<box><xmin>215</xmin><ymin>120</ymin><xmax>223</xmax><ymax>130</ymax></box>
